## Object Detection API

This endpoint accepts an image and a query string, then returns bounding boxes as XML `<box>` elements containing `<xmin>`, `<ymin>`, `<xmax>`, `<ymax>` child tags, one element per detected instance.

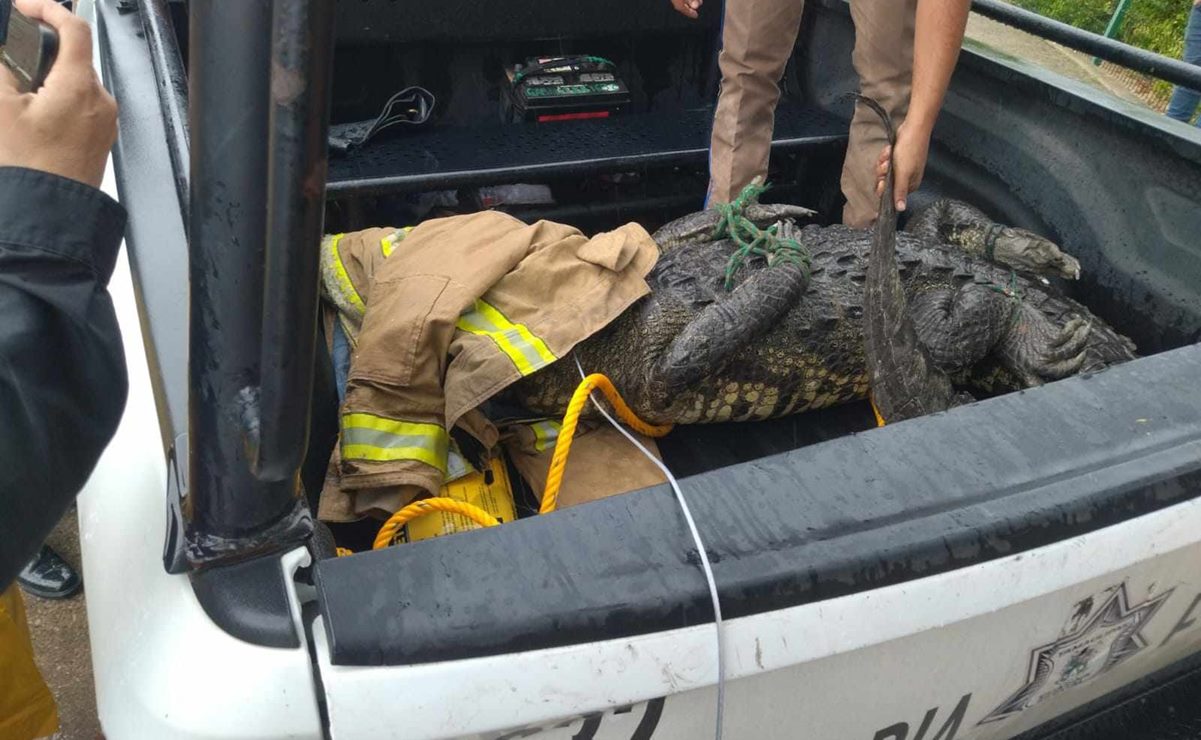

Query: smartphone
<box><xmin>0</xmin><ymin>0</ymin><xmax>59</xmax><ymax>93</ymax></box>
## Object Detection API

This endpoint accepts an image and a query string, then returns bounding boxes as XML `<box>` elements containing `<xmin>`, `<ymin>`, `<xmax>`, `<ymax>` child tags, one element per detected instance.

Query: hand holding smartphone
<box><xmin>0</xmin><ymin>0</ymin><xmax>59</xmax><ymax>93</ymax></box>
<box><xmin>0</xmin><ymin>0</ymin><xmax>116</xmax><ymax>187</ymax></box>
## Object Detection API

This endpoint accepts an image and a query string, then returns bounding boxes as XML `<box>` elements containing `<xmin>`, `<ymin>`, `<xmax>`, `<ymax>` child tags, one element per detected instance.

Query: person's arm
<box><xmin>877</xmin><ymin>0</ymin><xmax>971</xmax><ymax>212</ymax></box>
<box><xmin>0</xmin><ymin>0</ymin><xmax>126</xmax><ymax>590</ymax></box>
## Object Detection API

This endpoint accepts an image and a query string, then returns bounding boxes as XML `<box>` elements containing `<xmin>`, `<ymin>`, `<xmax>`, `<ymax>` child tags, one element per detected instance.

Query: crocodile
<box><xmin>510</xmin><ymin>172</ymin><xmax>1136</xmax><ymax>427</ymax></box>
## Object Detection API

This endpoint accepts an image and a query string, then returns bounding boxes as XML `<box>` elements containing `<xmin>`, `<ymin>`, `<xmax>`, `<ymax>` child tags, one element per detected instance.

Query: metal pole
<box><xmin>972</xmin><ymin>0</ymin><xmax>1201</xmax><ymax>92</ymax></box>
<box><xmin>1094</xmin><ymin>0</ymin><xmax>1133</xmax><ymax>67</ymax></box>
<box><xmin>186</xmin><ymin>0</ymin><xmax>310</xmax><ymax>566</ymax></box>
<box><xmin>256</xmin><ymin>0</ymin><xmax>337</xmax><ymax>481</ymax></box>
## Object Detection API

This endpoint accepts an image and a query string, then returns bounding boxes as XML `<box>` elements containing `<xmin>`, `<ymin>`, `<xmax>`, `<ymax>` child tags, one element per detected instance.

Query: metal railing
<box><xmin>971</xmin><ymin>0</ymin><xmax>1201</xmax><ymax>93</ymax></box>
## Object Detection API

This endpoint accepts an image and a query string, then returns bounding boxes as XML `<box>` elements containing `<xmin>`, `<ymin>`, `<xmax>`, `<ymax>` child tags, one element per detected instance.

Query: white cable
<box><xmin>572</xmin><ymin>356</ymin><xmax>725</xmax><ymax>740</ymax></box>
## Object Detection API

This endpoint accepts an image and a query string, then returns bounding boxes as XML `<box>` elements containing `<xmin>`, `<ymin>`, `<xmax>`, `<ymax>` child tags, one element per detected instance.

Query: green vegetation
<box><xmin>1006</xmin><ymin>0</ymin><xmax>1192</xmax><ymax>103</ymax></box>
<box><xmin>1007</xmin><ymin>0</ymin><xmax>1189</xmax><ymax>60</ymax></box>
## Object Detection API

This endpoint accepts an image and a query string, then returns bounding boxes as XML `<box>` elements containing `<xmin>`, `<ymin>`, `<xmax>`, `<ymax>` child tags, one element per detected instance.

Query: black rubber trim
<box><xmin>326</xmin><ymin>103</ymin><xmax>848</xmax><ymax>197</ymax></box>
<box><xmin>190</xmin><ymin>555</ymin><xmax>299</xmax><ymax>649</ymax></box>
<box><xmin>316</xmin><ymin>344</ymin><xmax>1201</xmax><ymax>666</ymax></box>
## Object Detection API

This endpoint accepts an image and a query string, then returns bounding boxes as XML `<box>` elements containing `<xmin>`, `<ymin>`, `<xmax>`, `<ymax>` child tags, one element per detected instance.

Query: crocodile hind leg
<box><xmin>909</xmin><ymin>285</ymin><xmax>1016</xmax><ymax>371</ymax></box>
<box><xmin>650</xmin><ymin>224</ymin><xmax>812</xmax><ymax>398</ymax></box>
<box><xmin>906</xmin><ymin>199</ymin><xmax>1081</xmax><ymax>280</ymax></box>
<box><xmin>996</xmin><ymin>304</ymin><xmax>1092</xmax><ymax>386</ymax></box>
<box><xmin>911</xmin><ymin>284</ymin><xmax>1092</xmax><ymax>387</ymax></box>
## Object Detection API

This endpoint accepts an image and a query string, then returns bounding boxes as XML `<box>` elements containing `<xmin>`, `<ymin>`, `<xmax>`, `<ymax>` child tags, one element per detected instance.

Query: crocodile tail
<box><xmin>858</xmin><ymin>95</ymin><xmax>958</xmax><ymax>423</ymax></box>
<box><xmin>853</xmin><ymin>95</ymin><xmax>898</xmax><ymax>147</ymax></box>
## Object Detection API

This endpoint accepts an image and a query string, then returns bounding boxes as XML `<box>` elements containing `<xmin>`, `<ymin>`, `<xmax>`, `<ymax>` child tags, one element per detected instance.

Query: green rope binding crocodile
<box><xmin>712</xmin><ymin>182</ymin><xmax>811</xmax><ymax>290</ymax></box>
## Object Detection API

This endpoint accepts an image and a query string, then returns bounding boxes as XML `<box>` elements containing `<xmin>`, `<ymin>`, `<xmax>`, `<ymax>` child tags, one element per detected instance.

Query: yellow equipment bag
<box><xmin>396</xmin><ymin>457</ymin><xmax>517</xmax><ymax>544</ymax></box>
<box><xmin>0</xmin><ymin>585</ymin><xmax>59</xmax><ymax>740</ymax></box>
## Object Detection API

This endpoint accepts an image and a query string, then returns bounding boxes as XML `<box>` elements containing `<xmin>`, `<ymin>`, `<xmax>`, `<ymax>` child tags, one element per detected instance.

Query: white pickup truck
<box><xmin>79</xmin><ymin>0</ymin><xmax>1201</xmax><ymax>737</ymax></box>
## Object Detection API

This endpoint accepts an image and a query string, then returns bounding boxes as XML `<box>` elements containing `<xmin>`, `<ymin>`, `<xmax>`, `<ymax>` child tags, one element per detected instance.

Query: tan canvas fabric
<box><xmin>319</xmin><ymin>226</ymin><xmax>397</xmax><ymax>338</ymax></box>
<box><xmin>504</xmin><ymin>422</ymin><xmax>668</xmax><ymax>510</ymax></box>
<box><xmin>317</xmin><ymin>445</ymin><xmax>365</xmax><ymax>522</ymax></box>
<box><xmin>328</xmin><ymin>212</ymin><xmax>659</xmax><ymax>514</ymax></box>
<box><xmin>707</xmin><ymin>0</ymin><xmax>918</xmax><ymax>227</ymax></box>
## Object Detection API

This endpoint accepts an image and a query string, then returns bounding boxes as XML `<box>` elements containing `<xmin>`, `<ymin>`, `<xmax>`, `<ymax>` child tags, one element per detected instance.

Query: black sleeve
<box><xmin>0</xmin><ymin>167</ymin><xmax>129</xmax><ymax>590</ymax></box>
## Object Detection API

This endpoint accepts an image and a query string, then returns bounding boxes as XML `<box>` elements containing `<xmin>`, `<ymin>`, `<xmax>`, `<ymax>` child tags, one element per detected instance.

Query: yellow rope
<box><xmin>335</xmin><ymin>547</ymin><xmax>355</xmax><ymax>557</ymax></box>
<box><xmin>370</xmin><ymin>372</ymin><xmax>671</xmax><ymax>548</ymax></box>
<box><xmin>373</xmin><ymin>497</ymin><xmax>502</xmax><ymax>550</ymax></box>
<box><xmin>540</xmin><ymin>373</ymin><xmax>673</xmax><ymax>515</ymax></box>
<box><xmin>870</xmin><ymin>393</ymin><xmax>887</xmax><ymax>428</ymax></box>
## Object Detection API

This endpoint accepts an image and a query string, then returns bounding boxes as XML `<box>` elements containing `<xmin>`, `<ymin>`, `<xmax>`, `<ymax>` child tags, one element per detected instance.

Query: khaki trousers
<box><xmin>707</xmin><ymin>0</ymin><xmax>918</xmax><ymax>227</ymax></box>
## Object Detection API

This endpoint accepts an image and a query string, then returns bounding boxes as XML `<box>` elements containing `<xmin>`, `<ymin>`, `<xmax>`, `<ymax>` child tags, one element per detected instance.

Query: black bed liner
<box><xmin>316</xmin><ymin>343</ymin><xmax>1201</xmax><ymax>666</ymax></box>
<box><xmin>334</xmin><ymin>0</ymin><xmax>718</xmax><ymax>46</ymax></box>
<box><xmin>326</xmin><ymin>102</ymin><xmax>848</xmax><ymax>198</ymax></box>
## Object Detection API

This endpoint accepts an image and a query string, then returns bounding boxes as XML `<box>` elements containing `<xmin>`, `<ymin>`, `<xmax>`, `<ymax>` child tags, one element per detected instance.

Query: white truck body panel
<box><xmin>75</xmin><ymin>226</ymin><xmax>325</xmax><ymax>740</ymax></box>
<box><xmin>312</xmin><ymin>495</ymin><xmax>1201</xmax><ymax>740</ymax></box>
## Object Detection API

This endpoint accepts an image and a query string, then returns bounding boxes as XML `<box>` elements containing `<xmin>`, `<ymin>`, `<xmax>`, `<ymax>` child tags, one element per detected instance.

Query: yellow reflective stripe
<box><xmin>341</xmin><ymin>414</ymin><xmax>448</xmax><ymax>473</ymax></box>
<box><xmin>341</xmin><ymin>444</ymin><xmax>447</xmax><ymax>469</ymax></box>
<box><xmin>328</xmin><ymin>234</ymin><xmax>366</xmax><ymax>315</ymax></box>
<box><xmin>380</xmin><ymin>227</ymin><xmax>414</xmax><ymax>258</ymax></box>
<box><xmin>473</xmin><ymin>301</ymin><xmax>556</xmax><ymax>366</ymax></box>
<box><xmin>344</xmin><ymin>413</ymin><xmax>440</xmax><ymax>434</ymax></box>
<box><xmin>456</xmin><ymin>299</ymin><xmax>557</xmax><ymax>376</ymax></box>
<box><xmin>531</xmin><ymin>420</ymin><xmax>561</xmax><ymax>453</ymax></box>
<box><xmin>455</xmin><ymin>311</ymin><xmax>532</xmax><ymax>373</ymax></box>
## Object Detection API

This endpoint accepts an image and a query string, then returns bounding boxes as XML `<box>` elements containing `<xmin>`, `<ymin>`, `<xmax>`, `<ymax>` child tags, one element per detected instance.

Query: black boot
<box><xmin>17</xmin><ymin>545</ymin><xmax>82</xmax><ymax>599</ymax></box>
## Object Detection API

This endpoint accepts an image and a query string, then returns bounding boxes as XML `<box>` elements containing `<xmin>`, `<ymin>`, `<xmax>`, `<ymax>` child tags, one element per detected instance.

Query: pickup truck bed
<box><xmin>317</xmin><ymin>0</ymin><xmax>1201</xmax><ymax>665</ymax></box>
<box><xmin>326</xmin><ymin>102</ymin><xmax>847</xmax><ymax>197</ymax></box>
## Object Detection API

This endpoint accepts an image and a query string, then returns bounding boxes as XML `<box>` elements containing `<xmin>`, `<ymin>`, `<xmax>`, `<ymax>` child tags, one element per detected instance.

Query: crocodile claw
<box><xmin>1000</xmin><ymin>307</ymin><xmax>1092</xmax><ymax>385</ymax></box>
<box><xmin>650</xmin><ymin>189</ymin><xmax>817</xmax><ymax>253</ymax></box>
<box><xmin>993</xmin><ymin>228</ymin><xmax>1082</xmax><ymax>281</ymax></box>
<box><xmin>744</xmin><ymin>203</ymin><xmax>819</xmax><ymax>228</ymax></box>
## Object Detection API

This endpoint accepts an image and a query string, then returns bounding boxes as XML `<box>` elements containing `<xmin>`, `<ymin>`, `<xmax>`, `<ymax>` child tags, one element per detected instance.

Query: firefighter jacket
<box><xmin>320</xmin><ymin>211</ymin><xmax>659</xmax><ymax>515</ymax></box>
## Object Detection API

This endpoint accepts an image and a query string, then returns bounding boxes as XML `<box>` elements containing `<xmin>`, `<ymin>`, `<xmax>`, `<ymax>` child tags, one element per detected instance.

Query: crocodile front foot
<box><xmin>743</xmin><ymin>202</ymin><xmax>819</xmax><ymax>226</ymax></box>
<box><xmin>991</xmin><ymin>228</ymin><xmax>1082</xmax><ymax>281</ymax></box>
<box><xmin>906</xmin><ymin>199</ymin><xmax>1082</xmax><ymax>280</ymax></box>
